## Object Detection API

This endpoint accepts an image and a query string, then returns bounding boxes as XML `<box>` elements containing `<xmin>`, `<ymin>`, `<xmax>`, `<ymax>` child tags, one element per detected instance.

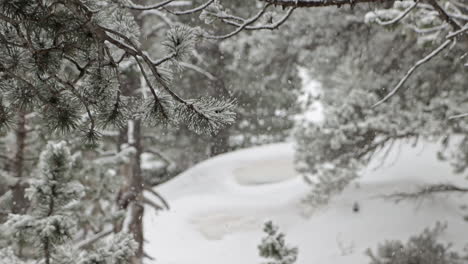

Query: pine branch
<box><xmin>210</xmin><ymin>6</ymin><xmax>295</xmax><ymax>31</ymax></box>
<box><xmin>374</xmin><ymin>0</ymin><xmax>419</xmax><ymax>26</ymax></box>
<box><xmin>259</xmin><ymin>0</ymin><xmax>393</xmax><ymax>8</ymax></box>
<box><xmin>449</xmin><ymin>112</ymin><xmax>468</xmax><ymax>119</ymax></box>
<box><xmin>164</xmin><ymin>0</ymin><xmax>215</xmax><ymax>15</ymax></box>
<box><xmin>126</xmin><ymin>0</ymin><xmax>176</xmax><ymax>11</ymax></box>
<box><xmin>179</xmin><ymin>62</ymin><xmax>217</xmax><ymax>80</ymax></box>
<box><xmin>372</xmin><ymin>39</ymin><xmax>452</xmax><ymax>107</ymax></box>
<box><xmin>204</xmin><ymin>3</ymin><xmax>273</xmax><ymax>40</ymax></box>
<box><xmin>153</xmin><ymin>52</ymin><xmax>177</xmax><ymax>66</ymax></box>
<box><xmin>176</xmin><ymin>97</ymin><xmax>236</xmax><ymax>135</ymax></box>
<box><xmin>382</xmin><ymin>183</ymin><xmax>468</xmax><ymax>202</ymax></box>
<box><xmin>259</xmin><ymin>221</ymin><xmax>298</xmax><ymax>264</ymax></box>
<box><xmin>447</xmin><ymin>23</ymin><xmax>468</xmax><ymax>39</ymax></box>
<box><xmin>0</xmin><ymin>0</ymin><xmax>297</xmax><ymax>138</ymax></box>
<box><xmin>426</xmin><ymin>0</ymin><xmax>462</xmax><ymax>30</ymax></box>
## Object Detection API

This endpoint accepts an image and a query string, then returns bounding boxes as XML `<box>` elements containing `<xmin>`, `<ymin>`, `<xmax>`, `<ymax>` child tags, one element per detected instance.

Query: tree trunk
<box><xmin>115</xmin><ymin>122</ymin><xmax>145</xmax><ymax>264</ymax></box>
<box><xmin>114</xmin><ymin>57</ymin><xmax>145</xmax><ymax>264</ymax></box>
<box><xmin>11</xmin><ymin>111</ymin><xmax>28</xmax><ymax>214</ymax></box>
<box><xmin>129</xmin><ymin>120</ymin><xmax>144</xmax><ymax>263</ymax></box>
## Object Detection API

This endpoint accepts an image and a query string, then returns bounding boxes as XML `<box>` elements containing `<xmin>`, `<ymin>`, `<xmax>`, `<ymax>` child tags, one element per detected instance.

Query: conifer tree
<box><xmin>290</xmin><ymin>0</ymin><xmax>468</xmax><ymax>210</ymax></box>
<box><xmin>366</xmin><ymin>223</ymin><xmax>461</xmax><ymax>264</ymax></box>
<box><xmin>2</xmin><ymin>141</ymin><xmax>137</xmax><ymax>264</ymax></box>
<box><xmin>135</xmin><ymin>0</ymin><xmax>301</xmax><ymax>176</ymax></box>
<box><xmin>258</xmin><ymin>221</ymin><xmax>298</xmax><ymax>264</ymax></box>
<box><xmin>0</xmin><ymin>0</ymin><xmax>298</xmax><ymax>139</ymax></box>
<box><xmin>6</xmin><ymin>141</ymin><xmax>82</xmax><ymax>262</ymax></box>
<box><xmin>0</xmin><ymin>2</ymin><xmax>295</xmax><ymax>262</ymax></box>
<box><xmin>2</xmin><ymin>0</ymin><xmax>466</xmax><ymax>263</ymax></box>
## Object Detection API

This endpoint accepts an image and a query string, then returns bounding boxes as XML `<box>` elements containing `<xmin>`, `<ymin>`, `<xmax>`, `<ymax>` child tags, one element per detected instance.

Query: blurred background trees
<box><xmin>0</xmin><ymin>0</ymin><xmax>467</xmax><ymax>263</ymax></box>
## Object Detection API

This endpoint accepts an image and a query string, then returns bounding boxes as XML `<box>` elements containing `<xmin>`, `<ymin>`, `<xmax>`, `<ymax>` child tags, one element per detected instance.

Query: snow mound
<box><xmin>234</xmin><ymin>158</ymin><xmax>296</xmax><ymax>185</ymax></box>
<box><xmin>144</xmin><ymin>142</ymin><xmax>468</xmax><ymax>264</ymax></box>
<box><xmin>190</xmin><ymin>209</ymin><xmax>262</xmax><ymax>240</ymax></box>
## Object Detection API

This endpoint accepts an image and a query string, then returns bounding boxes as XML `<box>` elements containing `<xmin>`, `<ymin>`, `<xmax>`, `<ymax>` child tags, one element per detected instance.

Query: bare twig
<box><xmin>219</xmin><ymin>7</ymin><xmax>295</xmax><ymax>30</ymax></box>
<box><xmin>447</xmin><ymin>23</ymin><xmax>468</xmax><ymax>39</ymax></box>
<box><xmin>144</xmin><ymin>187</ymin><xmax>170</xmax><ymax>210</ymax></box>
<box><xmin>164</xmin><ymin>0</ymin><xmax>215</xmax><ymax>15</ymax></box>
<box><xmin>76</xmin><ymin>228</ymin><xmax>114</xmax><ymax>250</ymax></box>
<box><xmin>144</xmin><ymin>251</ymin><xmax>155</xmax><ymax>260</ymax></box>
<box><xmin>406</xmin><ymin>24</ymin><xmax>448</xmax><ymax>34</ymax></box>
<box><xmin>259</xmin><ymin>0</ymin><xmax>394</xmax><ymax>8</ymax></box>
<box><xmin>448</xmin><ymin>12</ymin><xmax>468</xmax><ymax>21</ymax></box>
<box><xmin>375</xmin><ymin>0</ymin><xmax>419</xmax><ymax>26</ymax></box>
<box><xmin>426</xmin><ymin>0</ymin><xmax>461</xmax><ymax>30</ymax></box>
<box><xmin>372</xmin><ymin>39</ymin><xmax>452</xmax><ymax>107</ymax></box>
<box><xmin>126</xmin><ymin>0</ymin><xmax>175</xmax><ymax>11</ymax></box>
<box><xmin>153</xmin><ymin>52</ymin><xmax>177</xmax><ymax>66</ymax></box>
<box><xmin>448</xmin><ymin>112</ymin><xmax>468</xmax><ymax>119</ymax></box>
<box><xmin>143</xmin><ymin>196</ymin><xmax>164</xmax><ymax>211</ymax></box>
<box><xmin>204</xmin><ymin>4</ymin><xmax>272</xmax><ymax>40</ymax></box>
<box><xmin>382</xmin><ymin>183</ymin><xmax>468</xmax><ymax>202</ymax></box>
<box><xmin>179</xmin><ymin>62</ymin><xmax>216</xmax><ymax>80</ymax></box>
<box><xmin>139</xmin><ymin>10</ymin><xmax>174</xmax><ymax>25</ymax></box>
<box><xmin>247</xmin><ymin>7</ymin><xmax>295</xmax><ymax>30</ymax></box>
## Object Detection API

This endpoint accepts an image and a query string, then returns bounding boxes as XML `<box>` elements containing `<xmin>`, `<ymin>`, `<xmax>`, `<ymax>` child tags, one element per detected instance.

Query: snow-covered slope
<box><xmin>144</xmin><ymin>142</ymin><xmax>468</xmax><ymax>264</ymax></box>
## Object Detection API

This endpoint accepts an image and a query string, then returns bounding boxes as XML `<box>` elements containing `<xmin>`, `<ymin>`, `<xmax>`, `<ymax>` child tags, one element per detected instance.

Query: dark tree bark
<box><xmin>129</xmin><ymin>120</ymin><xmax>144</xmax><ymax>263</ymax></box>
<box><xmin>115</xmin><ymin>106</ymin><xmax>145</xmax><ymax>264</ymax></box>
<box><xmin>11</xmin><ymin>111</ymin><xmax>28</xmax><ymax>215</ymax></box>
<box><xmin>260</xmin><ymin>0</ymin><xmax>393</xmax><ymax>8</ymax></box>
<box><xmin>113</xmin><ymin>30</ymin><xmax>145</xmax><ymax>262</ymax></box>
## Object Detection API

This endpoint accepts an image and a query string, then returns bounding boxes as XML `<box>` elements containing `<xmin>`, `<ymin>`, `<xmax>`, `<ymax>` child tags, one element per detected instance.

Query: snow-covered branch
<box><xmin>213</xmin><ymin>6</ymin><xmax>296</xmax><ymax>31</ymax></box>
<box><xmin>374</xmin><ymin>0</ymin><xmax>419</xmax><ymax>26</ymax></box>
<box><xmin>383</xmin><ymin>183</ymin><xmax>468</xmax><ymax>202</ymax></box>
<box><xmin>372</xmin><ymin>39</ymin><xmax>452</xmax><ymax>108</ymax></box>
<box><xmin>204</xmin><ymin>3</ymin><xmax>273</xmax><ymax>40</ymax></box>
<box><xmin>126</xmin><ymin>0</ymin><xmax>191</xmax><ymax>10</ymax></box>
<box><xmin>164</xmin><ymin>0</ymin><xmax>215</xmax><ymax>15</ymax></box>
<box><xmin>179</xmin><ymin>62</ymin><xmax>217</xmax><ymax>80</ymax></box>
<box><xmin>259</xmin><ymin>0</ymin><xmax>393</xmax><ymax>8</ymax></box>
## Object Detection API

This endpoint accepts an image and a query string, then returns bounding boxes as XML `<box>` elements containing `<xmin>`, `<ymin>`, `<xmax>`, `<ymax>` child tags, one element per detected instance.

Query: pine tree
<box><xmin>258</xmin><ymin>221</ymin><xmax>298</xmax><ymax>264</ymax></box>
<box><xmin>0</xmin><ymin>113</ymin><xmax>146</xmax><ymax>260</ymax></box>
<box><xmin>0</xmin><ymin>0</ymin><xmax>300</xmax><ymax>139</ymax></box>
<box><xmin>2</xmin><ymin>141</ymin><xmax>137</xmax><ymax>264</ymax></box>
<box><xmin>0</xmin><ymin>2</ymin><xmax>295</xmax><ymax>262</ymax></box>
<box><xmin>0</xmin><ymin>0</ymin><xmax>240</xmax><ymax>142</ymax></box>
<box><xmin>366</xmin><ymin>223</ymin><xmax>461</xmax><ymax>264</ymax></box>
<box><xmin>1</xmin><ymin>1</ymin><xmax>465</xmax><ymax>263</ymax></box>
<box><xmin>136</xmin><ymin>0</ymin><xmax>302</xmax><ymax>177</ymax></box>
<box><xmin>291</xmin><ymin>1</ymin><xmax>468</xmax><ymax>210</ymax></box>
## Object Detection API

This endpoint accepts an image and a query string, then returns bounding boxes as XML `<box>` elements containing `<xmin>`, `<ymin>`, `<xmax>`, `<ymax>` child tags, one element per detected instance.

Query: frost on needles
<box><xmin>0</xmin><ymin>0</ymin><xmax>236</xmax><ymax>142</ymax></box>
<box><xmin>1</xmin><ymin>141</ymin><xmax>137</xmax><ymax>264</ymax></box>
<box><xmin>258</xmin><ymin>221</ymin><xmax>298</xmax><ymax>264</ymax></box>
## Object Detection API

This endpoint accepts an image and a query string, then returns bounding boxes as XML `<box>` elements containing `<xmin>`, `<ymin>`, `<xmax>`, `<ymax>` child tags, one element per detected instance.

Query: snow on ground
<box><xmin>144</xmin><ymin>142</ymin><xmax>468</xmax><ymax>264</ymax></box>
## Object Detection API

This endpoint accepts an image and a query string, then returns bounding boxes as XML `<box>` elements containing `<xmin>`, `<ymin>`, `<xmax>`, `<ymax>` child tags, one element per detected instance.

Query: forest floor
<box><xmin>144</xmin><ymin>142</ymin><xmax>468</xmax><ymax>264</ymax></box>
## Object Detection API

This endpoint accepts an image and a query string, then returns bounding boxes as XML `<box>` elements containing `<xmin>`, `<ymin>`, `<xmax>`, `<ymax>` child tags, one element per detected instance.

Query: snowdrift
<box><xmin>144</xmin><ymin>142</ymin><xmax>468</xmax><ymax>264</ymax></box>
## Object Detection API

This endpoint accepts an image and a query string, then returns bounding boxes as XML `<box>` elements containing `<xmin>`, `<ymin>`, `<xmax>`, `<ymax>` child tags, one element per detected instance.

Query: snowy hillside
<box><xmin>144</xmin><ymin>142</ymin><xmax>468</xmax><ymax>264</ymax></box>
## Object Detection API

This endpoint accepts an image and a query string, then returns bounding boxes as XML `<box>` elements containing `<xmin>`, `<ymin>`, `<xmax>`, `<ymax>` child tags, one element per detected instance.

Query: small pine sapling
<box><xmin>366</xmin><ymin>222</ymin><xmax>461</xmax><ymax>264</ymax></box>
<box><xmin>2</xmin><ymin>141</ymin><xmax>137</xmax><ymax>264</ymax></box>
<box><xmin>258</xmin><ymin>221</ymin><xmax>298</xmax><ymax>264</ymax></box>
